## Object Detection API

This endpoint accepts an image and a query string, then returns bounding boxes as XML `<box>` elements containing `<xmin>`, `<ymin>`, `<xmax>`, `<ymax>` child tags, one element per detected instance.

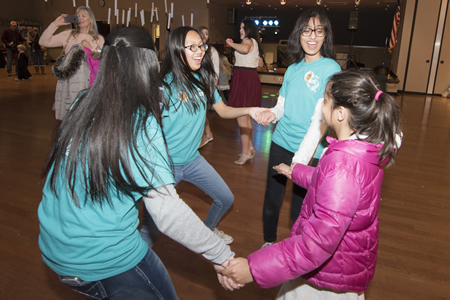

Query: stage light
<box><xmin>255</xmin><ymin>20</ymin><xmax>259</xmax><ymax>25</ymax></box>
<box><xmin>263</xmin><ymin>20</ymin><xmax>268</xmax><ymax>26</ymax></box>
<box><xmin>274</xmin><ymin>20</ymin><xmax>279</xmax><ymax>26</ymax></box>
<box><xmin>269</xmin><ymin>20</ymin><xmax>273</xmax><ymax>26</ymax></box>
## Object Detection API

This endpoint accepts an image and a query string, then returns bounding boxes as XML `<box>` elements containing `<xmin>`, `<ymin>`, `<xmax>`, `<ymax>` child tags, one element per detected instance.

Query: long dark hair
<box><xmin>325</xmin><ymin>70</ymin><xmax>402</xmax><ymax>166</ymax></box>
<box><xmin>42</xmin><ymin>27</ymin><xmax>168</xmax><ymax>206</ymax></box>
<box><xmin>241</xmin><ymin>19</ymin><xmax>264</xmax><ymax>57</ymax></box>
<box><xmin>287</xmin><ymin>8</ymin><xmax>335</xmax><ymax>64</ymax></box>
<box><xmin>160</xmin><ymin>26</ymin><xmax>215</xmax><ymax>113</ymax></box>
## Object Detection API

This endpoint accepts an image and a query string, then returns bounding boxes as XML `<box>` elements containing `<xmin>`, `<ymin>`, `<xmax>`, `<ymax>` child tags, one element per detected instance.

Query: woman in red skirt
<box><xmin>226</xmin><ymin>20</ymin><xmax>263</xmax><ymax>165</ymax></box>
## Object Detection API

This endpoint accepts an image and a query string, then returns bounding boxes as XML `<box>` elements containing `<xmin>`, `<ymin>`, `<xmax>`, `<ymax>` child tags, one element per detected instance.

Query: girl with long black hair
<box><xmin>38</xmin><ymin>27</ymin><xmax>234</xmax><ymax>299</ymax></box>
<box><xmin>140</xmin><ymin>26</ymin><xmax>267</xmax><ymax>246</ymax></box>
<box><xmin>256</xmin><ymin>9</ymin><xmax>342</xmax><ymax>248</ymax></box>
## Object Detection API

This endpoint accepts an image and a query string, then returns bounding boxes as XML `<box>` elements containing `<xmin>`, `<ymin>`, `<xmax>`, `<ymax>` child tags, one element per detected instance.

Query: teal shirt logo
<box><xmin>304</xmin><ymin>71</ymin><xmax>320</xmax><ymax>93</ymax></box>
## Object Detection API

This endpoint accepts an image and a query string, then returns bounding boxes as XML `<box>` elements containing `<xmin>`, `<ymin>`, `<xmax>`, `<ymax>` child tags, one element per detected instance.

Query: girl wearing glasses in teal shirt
<box><xmin>256</xmin><ymin>9</ymin><xmax>342</xmax><ymax>249</ymax></box>
<box><xmin>140</xmin><ymin>27</ymin><xmax>268</xmax><ymax>246</ymax></box>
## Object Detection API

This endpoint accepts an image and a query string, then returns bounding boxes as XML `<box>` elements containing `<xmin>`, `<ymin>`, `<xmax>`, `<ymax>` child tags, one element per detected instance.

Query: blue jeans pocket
<box><xmin>59</xmin><ymin>276</ymin><xmax>107</xmax><ymax>299</ymax></box>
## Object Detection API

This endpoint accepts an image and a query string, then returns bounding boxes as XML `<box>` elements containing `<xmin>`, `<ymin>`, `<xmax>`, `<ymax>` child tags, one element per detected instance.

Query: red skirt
<box><xmin>227</xmin><ymin>67</ymin><xmax>262</xmax><ymax>108</ymax></box>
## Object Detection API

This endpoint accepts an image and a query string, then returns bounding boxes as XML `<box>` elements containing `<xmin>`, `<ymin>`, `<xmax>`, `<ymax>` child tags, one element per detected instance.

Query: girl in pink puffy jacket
<box><xmin>218</xmin><ymin>70</ymin><xmax>402</xmax><ymax>299</ymax></box>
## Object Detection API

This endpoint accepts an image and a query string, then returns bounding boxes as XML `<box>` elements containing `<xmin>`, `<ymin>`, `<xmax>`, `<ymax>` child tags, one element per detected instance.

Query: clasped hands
<box><xmin>249</xmin><ymin>108</ymin><xmax>276</xmax><ymax>126</ymax></box>
<box><xmin>214</xmin><ymin>257</ymin><xmax>253</xmax><ymax>291</ymax></box>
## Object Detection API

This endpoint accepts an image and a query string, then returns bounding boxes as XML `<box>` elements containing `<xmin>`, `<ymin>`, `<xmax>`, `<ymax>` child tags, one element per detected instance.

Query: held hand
<box><xmin>81</xmin><ymin>39</ymin><xmax>93</xmax><ymax>50</ymax></box>
<box><xmin>53</xmin><ymin>14</ymin><xmax>70</xmax><ymax>27</ymax></box>
<box><xmin>214</xmin><ymin>258</ymin><xmax>244</xmax><ymax>291</ymax></box>
<box><xmin>249</xmin><ymin>107</ymin><xmax>270</xmax><ymax>122</ymax></box>
<box><xmin>218</xmin><ymin>257</ymin><xmax>254</xmax><ymax>285</ymax></box>
<box><xmin>226</xmin><ymin>38</ymin><xmax>233</xmax><ymax>46</ymax></box>
<box><xmin>255</xmin><ymin>111</ymin><xmax>276</xmax><ymax>126</ymax></box>
<box><xmin>273</xmin><ymin>163</ymin><xmax>292</xmax><ymax>180</ymax></box>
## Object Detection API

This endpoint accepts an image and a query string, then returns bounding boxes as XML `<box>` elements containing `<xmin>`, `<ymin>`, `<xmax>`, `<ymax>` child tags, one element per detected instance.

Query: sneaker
<box><xmin>7</xmin><ymin>73</ymin><xmax>12</xmax><ymax>77</ymax></box>
<box><xmin>213</xmin><ymin>228</ymin><xmax>233</xmax><ymax>244</ymax></box>
<box><xmin>15</xmin><ymin>78</ymin><xmax>22</xmax><ymax>81</ymax></box>
<box><xmin>261</xmin><ymin>242</ymin><xmax>274</xmax><ymax>249</ymax></box>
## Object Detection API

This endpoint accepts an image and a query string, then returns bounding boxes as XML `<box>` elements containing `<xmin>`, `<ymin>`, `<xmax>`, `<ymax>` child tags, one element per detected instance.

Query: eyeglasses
<box><xmin>301</xmin><ymin>27</ymin><xmax>325</xmax><ymax>37</ymax></box>
<box><xmin>184</xmin><ymin>44</ymin><xmax>208</xmax><ymax>52</ymax></box>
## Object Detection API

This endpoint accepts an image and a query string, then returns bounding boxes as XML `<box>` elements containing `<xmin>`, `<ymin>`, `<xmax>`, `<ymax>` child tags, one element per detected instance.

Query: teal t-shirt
<box><xmin>272</xmin><ymin>57</ymin><xmax>341</xmax><ymax>158</ymax></box>
<box><xmin>162</xmin><ymin>73</ymin><xmax>222</xmax><ymax>166</ymax></box>
<box><xmin>38</xmin><ymin>115</ymin><xmax>174</xmax><ymax>281</ymax></box>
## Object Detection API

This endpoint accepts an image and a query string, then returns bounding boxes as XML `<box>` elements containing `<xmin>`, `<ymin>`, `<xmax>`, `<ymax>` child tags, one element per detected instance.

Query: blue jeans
<box><xmin>140</xmin><ymin>155</ymin><xmax>234</xmax><ymax>246</ymax></box>
<box><xmin>31</xmin><ymin>50</ymin><xmax>44</xmax><ymax>65</ymax></box>
<box><xmin>59</xmin><ymin>248</ymin><xmax>178</xmax><ymax>300</ymax></box>
<box><xmin>6</xmin><ymin>48</ymin><xmax>18</xmax><ymax>74</ymax></box>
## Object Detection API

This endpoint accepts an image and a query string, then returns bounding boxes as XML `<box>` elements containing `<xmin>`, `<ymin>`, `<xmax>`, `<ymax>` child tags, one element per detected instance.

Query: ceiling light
<box><xmin>280</xmin><ymin>0</ymin><xmax>286</xmax><ymax>5</ymax></box>
<box><xmin>246</xmin><ymin>0</ymin><xmax>251</xmax><ymax>5</ymax></box>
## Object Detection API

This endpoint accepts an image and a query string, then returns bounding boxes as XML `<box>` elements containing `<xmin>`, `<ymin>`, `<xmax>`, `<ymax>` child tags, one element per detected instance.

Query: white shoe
<box><xmin>213</xmin><ymin>228</ymin><xmax>233</xmax><ymax>244</ymax></box>
<box><xmin>261</xmin><ymin>242</ymin><xmax>274</xmax><ymax>249</ymax></box>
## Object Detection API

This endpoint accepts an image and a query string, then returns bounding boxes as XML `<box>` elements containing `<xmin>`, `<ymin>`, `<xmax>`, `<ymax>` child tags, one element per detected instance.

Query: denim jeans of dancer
<box><xmin>140</xmin><ymin>155</ymin><xmax>234</xmax><ymax>247</ymax></box>
<box><xmin>32</xmin><ymin>50</ymin><xmax>44</xmax><ymax>66</ymax></box>
<box><xmin>6</xmin><ymin>48</ymin><xmax>18</xmax><ymax>74</ymax></box>
<box><xmin>262</xmin><ymin>142</ymin><xmax>319</xmax><ymax>243</ymax></box>
<box><xmin>58</xmin><ymin>248</ymin><xmax>178</xmax><ymax>300</ymax></box>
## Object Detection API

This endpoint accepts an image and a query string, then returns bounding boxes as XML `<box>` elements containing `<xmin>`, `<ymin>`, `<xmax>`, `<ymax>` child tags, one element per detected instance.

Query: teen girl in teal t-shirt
<box><xmin>140</xmin><ymin>27</ymin><xmax>267</xmax><ymax>246</ymax></box>
<box><xmin>38</xmin><ymin>27</ymin><xmax>234</xmax><ymax>299</ymax></box>
<box><xmin>257</xmin><ymin>9</ymin><xmax>341</xmax><ymax>248</ymax></box>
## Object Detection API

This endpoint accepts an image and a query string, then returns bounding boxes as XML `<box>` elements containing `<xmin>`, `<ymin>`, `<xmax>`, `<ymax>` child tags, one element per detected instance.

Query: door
<box><xmin>404</xmin><ymin>0</ymin><xmax>441</xmax><ymax>93</ymax></box>
<box><xmin>433</xmin><ymin>1</ymin><xmax>450</xmax><ymax>94</ymax></box>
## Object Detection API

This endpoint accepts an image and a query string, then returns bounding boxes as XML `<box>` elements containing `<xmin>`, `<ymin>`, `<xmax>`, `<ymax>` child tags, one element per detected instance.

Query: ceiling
<box><xmin>210</xmin><ymin>0</ymin><xmax>399</xmax><ymax>11</ymax></box>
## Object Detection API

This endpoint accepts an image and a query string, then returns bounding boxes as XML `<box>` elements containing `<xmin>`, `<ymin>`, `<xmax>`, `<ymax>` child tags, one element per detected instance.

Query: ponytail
<box><xmin>326</xmin><ymin>70</ymin><xmax>402</xmax><ymax>166</ymax></box>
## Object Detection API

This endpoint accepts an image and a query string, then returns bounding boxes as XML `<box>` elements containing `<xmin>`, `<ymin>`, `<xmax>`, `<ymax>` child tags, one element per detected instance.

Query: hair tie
<box><xmin>375</xmin><ymin>90</ymin><xmax>383</xmax><ymax>101</ymax></box>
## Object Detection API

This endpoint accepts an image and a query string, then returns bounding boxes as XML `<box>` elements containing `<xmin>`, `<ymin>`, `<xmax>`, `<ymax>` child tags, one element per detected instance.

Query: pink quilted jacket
<box><xmin>249</xmin><ymin>137</ymin><xmax>385</xmax><ymax>293</ymax></box>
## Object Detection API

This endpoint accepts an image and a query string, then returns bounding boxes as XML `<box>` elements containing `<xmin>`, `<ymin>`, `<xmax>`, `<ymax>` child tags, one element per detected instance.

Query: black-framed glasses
<box><xmin>301</xmin><ymin>27</ymin><xmax>325</xmax><ymax>37</ymax></box>
<box><xmin>184</xmin><ymin>44</ymin><xmax>208</xmax><ymax>52</ymax></box>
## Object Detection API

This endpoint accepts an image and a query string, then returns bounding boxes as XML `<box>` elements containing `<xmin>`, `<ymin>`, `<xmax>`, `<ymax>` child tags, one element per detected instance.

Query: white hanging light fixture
<box><xmin>280</xmin><ymin>0</ymin><xmax>286</xmax><ymax>5</ymax></box>
<box><xmin>316</xmin><ymin>0</ymin><xmax>322</xmax><ymax>5</ymax></box>
<box><xmin>246</xmin><ymin>0</ymin><xmax>251</xmax><ymax>4</ymax></box>
<box><xmin>355</xmin><ymin>0</ymin><xmax>360</xmax><ymax>5</ymax></box>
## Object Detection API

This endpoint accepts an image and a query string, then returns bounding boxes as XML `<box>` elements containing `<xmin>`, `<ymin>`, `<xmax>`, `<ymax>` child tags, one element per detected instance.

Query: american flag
<box><xmin>388</xmin><ymin>0</ymin><xmax>401</xmax><ymax>54</ymax></box>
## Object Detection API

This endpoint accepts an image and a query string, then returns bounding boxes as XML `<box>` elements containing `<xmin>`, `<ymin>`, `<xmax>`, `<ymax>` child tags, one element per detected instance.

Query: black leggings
<box><xmin>262</xmin><ymin>141</ymin><xmax>319</xmax><ymax>243</ymax></box>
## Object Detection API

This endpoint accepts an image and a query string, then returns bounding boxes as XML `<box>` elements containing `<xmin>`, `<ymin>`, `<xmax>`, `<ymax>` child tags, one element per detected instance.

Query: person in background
<box><xmin>218</xmin><ymin>55</ymin><xmax>232</xmax><ymax>104</ymax></box>
<box><xmin>27</xmin><ymin>27</ymin><xmax>45</xmax><ymax>75</ymax></box>
<box><xmin>1</xmin><ymin>21</ymin><xmax>26</xmax><ymax>76</ymax></box>
<box><xmin>40</xmin><ymin>6</ymin><xmax>104</xmax><ymax>120</ymax></box>
<box><xmin>38</xmin><ymin>27</ymin><xmax>235</xmax><ymax>300</ymax></box>
<box><xmin>198</xmin><ymin>26</ymin><xmax>219</xmax><ymax>149</ymax></box>
<box><xmin>226</xmin><ymin>19</ymin><xmax>264</xmax><ymax>165</ymax></box>
<box><xmin>255</xmin><ymin>9</ymin><xmax>341</xmax><ymax>248</ymax></box>
<box><xmin>15</xmin><ymin>44</ymin><xmax>32</xmax><ymax>81</ymax></box>
<box><xmin>219</xmin><ymin>70</ymin><xmax>402</xmax><ymax>300</ymax></box>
